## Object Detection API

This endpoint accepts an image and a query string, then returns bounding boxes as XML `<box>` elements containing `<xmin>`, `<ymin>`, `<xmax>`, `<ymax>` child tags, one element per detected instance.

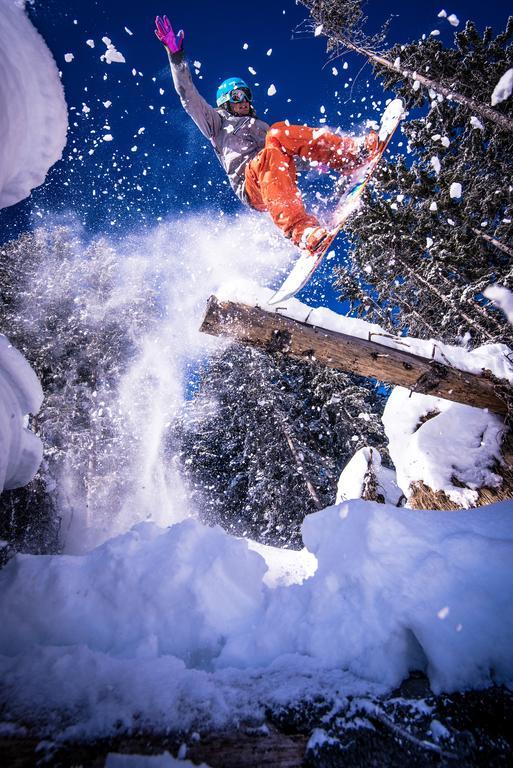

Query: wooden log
<box><xmin>200</xmin><ymin>295</ymin><xmax>511</xmax><ymax>415</ymax></box>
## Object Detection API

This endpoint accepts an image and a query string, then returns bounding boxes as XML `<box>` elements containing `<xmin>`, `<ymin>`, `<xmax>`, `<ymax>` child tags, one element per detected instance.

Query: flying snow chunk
<box><xmin>491</xmin><ymin>68</ymin><xmax>513</xmax><ymax>107</ymax></box>
<box><xmin>86</xmin><ymin>39</ymin><xmax>95</xmax><ymax>48</ymax></box>
<box><xmin>64</xmin><ymin>53</ymin><xmax>74</xmax><ymax>63</ymax></box>
<box><xmin>438</xmin><ymin>9</ymin><xmax>447</xmax><ymax>18</ymax></box>
<box><xmin>470</xmin><ymin>116</ymin><xmax>484</xmax><ymax>130</ymax></box>
<box><xmin>103</xmin><ymin>100</ymin><xmax>112</xmax><ymax>108</ymax></box>
<box><xmin>101</xmin><ymin>37</ymin><xmax>126</xmax><ymax>64</ymax></box>
<box><xmin>124</xmin><ymin>27</ymin><xmax>133</xmax><ymax>36</ymax></box>
<box><xmin>447</xmin><ymin>14</ymin><xmax>459</xmax><ymax>27</ymax></box>
<box><xmin>103</xmin><ymin>134</ymin><xmax>113</xmax><ymax>142</ymax></box>
<box><xmin>430</xmin><ymin>30</ymin><xmax>440</xmax><ymax>36</ymax></box>
<box><xmin>193</xmin><ymin>61</ymin><xmax>201</xmax><ymax>69</ymax></box>
<box><xmin>243</xmin><ymin>43</ymin><xmax>249</xmax><ymax>50</ymax></box>
<box><xmin>248</xmin><ymin>66</ymin><xmax>256</xmax><ymax>75</ymax></box>
<box><xmin>484</xmin><ymin>285</ymin><xmax>513</xmax><ymax>324</ymax></box>
<box><xmin>332</xmin><ymin>67</ymin><xmax>338</xmax><ymax>76</ymax></box>
<box><xmin>431</xmin><ymin>156</ymin><xmax>441</xmax><ymax>175</ymax></box>
<box><xmin>450</xmin><ymin>182</ymin><xmax>462</xmax><ymax>199</ymax></box>
<box><xmin>267</xmin><ymin>49</ymin><xmax>272</xmax><ymax>56</ymax></box>
<box><xmin>267</xmin><ymin>84</ymin><xmax>277</xmax><ymax>96</ymax></box>
<box><xmin>314</xmin><ymin>24</ymin><xmax>323</xmax><ymax>36</ymax></box>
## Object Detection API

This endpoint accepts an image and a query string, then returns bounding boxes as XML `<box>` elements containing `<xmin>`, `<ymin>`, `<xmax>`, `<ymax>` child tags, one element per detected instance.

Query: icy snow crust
<box><xmin>1</xmin><ymin>501</ymin><xmax>513</xmax><ymax>737</ymax></box>
<box><xmin>0</xmin><ymin>0</ymin><xmax>68</xmax><ymax>208</ymax></box>
<box><xmin>0</xmin><ymin>335</ymin><xmax>43</xmax><ymax>491</ymax></box>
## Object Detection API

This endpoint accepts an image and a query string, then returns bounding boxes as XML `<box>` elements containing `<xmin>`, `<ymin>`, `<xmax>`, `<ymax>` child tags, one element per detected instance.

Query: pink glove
<box><xmin>155</xmin><ymin>15</ymin><xmax>184</xmax><ymax>53</ymax></box>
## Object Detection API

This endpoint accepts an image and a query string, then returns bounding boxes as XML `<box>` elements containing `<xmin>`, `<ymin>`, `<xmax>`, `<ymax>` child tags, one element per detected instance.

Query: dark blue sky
<box><xmin>0</xmin><ymin>0</ymin><xmax>510</xmax><ymax>255</ymax></box>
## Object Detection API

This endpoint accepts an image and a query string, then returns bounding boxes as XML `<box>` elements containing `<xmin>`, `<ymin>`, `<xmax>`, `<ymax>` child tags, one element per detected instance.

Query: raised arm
<box><xmin>155</xmin><ymin>15</ymin><xmax>222</xmax><ymax>140</ymax></box>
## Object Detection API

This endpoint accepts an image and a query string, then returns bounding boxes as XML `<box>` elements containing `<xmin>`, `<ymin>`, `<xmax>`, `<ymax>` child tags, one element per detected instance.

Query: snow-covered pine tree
<box><xmin>300</xmin><ymin>0</ymin><xmax>513</xmax><ymax>133</ymax></box>
<box><xmin>0</xmin><ymin>226</ymin><xmax>163</xmax><ymax>552</ymax></box>
<box><xmin>333</xmin><ymin>19</ymin><xmax>513</xmax><ymax>345</ymax></box>
<box><xmin>173</xmin><ymin>343</ymin><xmax>389</xmax><ymax>548</ymax></box>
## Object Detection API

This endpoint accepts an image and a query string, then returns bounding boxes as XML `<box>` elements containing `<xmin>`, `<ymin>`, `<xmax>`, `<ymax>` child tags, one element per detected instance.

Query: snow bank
<box><xmin>1</xmin><ymin>500</ymin><xmax>512</xmax><ymax>736</ymax></box>
<box><xmin>0</xmin><ymin>0</ymin><xmax>68</xmax><ymax>208</ymax></box>
<box><xmin>0</xmin><ymin>335</ymin><xmax>43</xmax><ymax>491</ymax></box>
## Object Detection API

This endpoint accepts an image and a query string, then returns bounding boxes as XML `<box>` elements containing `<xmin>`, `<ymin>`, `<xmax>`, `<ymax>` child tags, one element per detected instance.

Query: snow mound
<box><xmin>0</xmin><ymin>335</ymin><xmax>43</xmax><ymax>491</ymax></box>
<box><xmin>1</xmin><ymin>500</ymin><xmax>512</xmax><ymax>736</ymax></box>
<box><xmin>0</xmin><ymin>0</ymin><xmax>68</xmax><ymax>208</ymax></box>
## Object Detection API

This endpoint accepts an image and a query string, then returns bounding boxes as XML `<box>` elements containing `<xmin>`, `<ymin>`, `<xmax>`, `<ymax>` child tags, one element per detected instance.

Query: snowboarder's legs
<box><xmin>268</xmin><ymin>122</ymin><xmax>362</xmax><ymax>174</ymax></box>
<box><xmin>245</xmin><ymin>122</ymin><xmax>365</xmax><ymax>247</ymax></box>
<box><xmin>245</xmin><ymin>143</ymin><xmax>319</xmax><ymax>245</ymax></box>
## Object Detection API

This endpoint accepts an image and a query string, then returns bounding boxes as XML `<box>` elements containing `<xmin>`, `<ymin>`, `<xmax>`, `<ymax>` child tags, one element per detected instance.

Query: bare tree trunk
<box><xmin>278</xmin><ymin>416</ymin><xmax>324</xmax><ymax>510</ymax></box>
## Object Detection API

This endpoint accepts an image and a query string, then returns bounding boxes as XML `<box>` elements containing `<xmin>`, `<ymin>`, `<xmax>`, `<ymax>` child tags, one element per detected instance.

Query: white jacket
<box><xmin>169</xmin><ymin>50</ymin><xmax>270</xmax><ymax>203</ymax></box>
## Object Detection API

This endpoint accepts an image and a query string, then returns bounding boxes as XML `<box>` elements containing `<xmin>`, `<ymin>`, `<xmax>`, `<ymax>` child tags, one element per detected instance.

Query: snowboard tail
<box><xmin>268</xmin><ymin>99</ymin><xmax>405</xmax><ymax>306</ymax></box>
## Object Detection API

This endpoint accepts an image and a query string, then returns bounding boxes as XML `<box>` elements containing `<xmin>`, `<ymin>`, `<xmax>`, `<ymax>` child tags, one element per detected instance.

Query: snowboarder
<box><xmin>155</xmin><ymin>15</ymin><xmax>379</xmax><ymax>256</ymax></box>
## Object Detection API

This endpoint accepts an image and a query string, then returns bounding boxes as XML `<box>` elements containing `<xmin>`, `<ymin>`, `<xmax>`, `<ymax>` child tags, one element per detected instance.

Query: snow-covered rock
<box><xmin>383</xmin><ymin>384</ymin><xmax>505</xmax><ymax>506</ymax></box>
<box><xmin>0</xmin><ymin>0</ymin><xmax>68</xmax><ymax>208</ymax></box>
<box><xmin>0</xmin><ymin>335</ymin><xmax>43</xmax><ymax>492</ymax></box>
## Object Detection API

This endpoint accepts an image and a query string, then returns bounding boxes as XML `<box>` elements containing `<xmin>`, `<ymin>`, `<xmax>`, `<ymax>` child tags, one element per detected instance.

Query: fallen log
<box><xmin>200</xmin><ymin>295</ymin><xmax>511</xmax><ymax>416</ymax></box>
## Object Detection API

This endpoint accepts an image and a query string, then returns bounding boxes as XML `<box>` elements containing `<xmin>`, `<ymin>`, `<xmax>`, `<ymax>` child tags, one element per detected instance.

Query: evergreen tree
<box><xmin>332</xmin><ymin>20</ymin><xmax>513</xmax><ymax>345</ymax></box>
<box><xmin>0</xmin><ymin>226</ymin><xmax>164</xmax><ymax>553</ymax></box>
<box><xmin>173</xmin><ymin>343</ymin><xmax>389</xmax><ymax>549</ymax></box>
<box><xmin>299</xmin><ymin>1</ymin><xmax>513</xmax><ymax>133</ymax></box>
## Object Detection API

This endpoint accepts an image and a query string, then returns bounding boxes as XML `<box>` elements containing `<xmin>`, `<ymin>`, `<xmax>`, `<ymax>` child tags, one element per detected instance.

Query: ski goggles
<box><xmin>229</xmin><ymin>87</ymin><xmax>252</xmax><ymax>104</ymax></box>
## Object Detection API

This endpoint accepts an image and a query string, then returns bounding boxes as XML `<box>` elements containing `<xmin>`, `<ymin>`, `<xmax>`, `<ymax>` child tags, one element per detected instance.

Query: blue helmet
<box><xmin>216</xmin><ymin>77</ymin><xmax>252</xmax><ymax>107</ymax></box>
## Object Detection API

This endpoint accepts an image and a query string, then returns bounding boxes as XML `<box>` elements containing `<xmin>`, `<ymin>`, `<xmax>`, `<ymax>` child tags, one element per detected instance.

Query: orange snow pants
<box><xmin>244</xmin><ymin>121</ymin><xmax>361</xmax><ymax>245</ymax></box>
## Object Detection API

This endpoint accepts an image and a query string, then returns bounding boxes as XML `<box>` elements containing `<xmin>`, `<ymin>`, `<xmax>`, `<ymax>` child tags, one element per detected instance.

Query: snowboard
<box><xmin>268</xmin><ymin>98</ymin><xmax>405</xmax><ymax>306</ymax></box>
